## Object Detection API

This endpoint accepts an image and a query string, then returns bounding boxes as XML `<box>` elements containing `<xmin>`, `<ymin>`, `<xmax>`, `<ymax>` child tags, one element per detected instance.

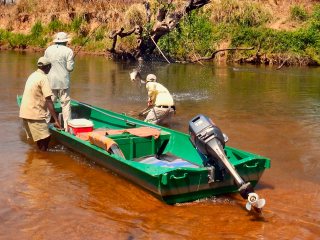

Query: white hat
<box><xmin>146</xmin><ymin>74</ymin><xmax>157</xmax><ymax>82</ymax></box>
<box><xmin>37</xmin><ymin>56</ymin><xmax>51</xmax><ymax>66</ymax></box>
<box><xmin>53</xmin><ymin>32</ymin><xmax>70</xmax><ymax>43</ymax></box>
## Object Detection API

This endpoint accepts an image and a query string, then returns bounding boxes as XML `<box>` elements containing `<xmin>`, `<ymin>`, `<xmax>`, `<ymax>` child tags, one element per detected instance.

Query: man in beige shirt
<box><xmin>144</xmin><ymin>74</ymin><xmax>175</xmax><ymax>125</ymax></box>
<box><xmin>19</xmin><ymin>57</ymin><xmax>62</xmax><ymax>151</ymax></box>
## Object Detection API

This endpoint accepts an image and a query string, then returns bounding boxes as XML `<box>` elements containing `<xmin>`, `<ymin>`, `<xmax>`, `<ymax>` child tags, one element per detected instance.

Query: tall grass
<box><xmin>209</xmin><ymin>0</ymin><xmax>270</xmax><ymax>27</ymax></box>
<box><xmin>15</xmin><ymin>0</ymin><xmax>37</xmax><ymax>14</ymax></box>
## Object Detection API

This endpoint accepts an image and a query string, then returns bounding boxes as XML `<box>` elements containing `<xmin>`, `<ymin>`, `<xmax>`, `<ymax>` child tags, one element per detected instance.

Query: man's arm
<box><xmin>46</xmin><ymin>96</ymin><xmax>62</xmax><ymax>129</ymax></box>
<box><xmin>146</xmin><ymin>82</ymin><xmax>157</xmax><ymax>106</ymax></box>
<box><xmin>66</xmin><ymin>49</ymin><xmax>75</xmax><ymax>72</ymax></box>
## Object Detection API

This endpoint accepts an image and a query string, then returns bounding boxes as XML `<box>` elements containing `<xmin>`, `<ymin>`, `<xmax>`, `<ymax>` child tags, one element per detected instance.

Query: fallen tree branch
<box><xmin>276</xmin><ymin>56</ymin><xmax>291</xmax><ymax>70</ymax></box>
<box><xmin>108</xmin><ymin>27</ymin><xmax>136</xmax><ymax>52</ymax></box>
<box><xmin>191</xmin><ymin>47</ymin><xmax>254</xmax><ymax>63</ymax></box>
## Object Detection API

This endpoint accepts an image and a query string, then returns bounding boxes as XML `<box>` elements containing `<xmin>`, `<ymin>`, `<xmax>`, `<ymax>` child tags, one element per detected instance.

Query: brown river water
<box><xmin>0</xmin><ymin>51</ymin><xmax>319</xmax><ymax>240</ymax></box>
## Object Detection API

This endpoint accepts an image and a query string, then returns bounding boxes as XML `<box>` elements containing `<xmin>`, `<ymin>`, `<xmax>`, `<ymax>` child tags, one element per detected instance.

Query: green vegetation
<box><xmin>0</xmin><ymin>14</ymin><xmax>110</xmax><ymax>52</ymax></box>
<box><xmin>157</xmin><ymin>2</ymin><xmax>320</xmax><ymax>64</ymax></box>
<box><xmin>48</xmin><ymin>19</ymin><xmax>68</xmax><ymax>33</ymax></box>
<box><xmin>290</xmin><ymin>5</ymin><xmax>308</xmax><ymax>22</ymax></box>
<box><xmin>0</xmin><ymin>1</ymin><xmax>320</xmax><ymax>65</ymax></box>
<box><xmin>158</xmin><ymin>11</ymin><xmax>216</xmax><ymax>60</ymax></box>
<box><xmin>229</xmin><ymin>5</ymin><xmax>320</xmax><ymax>64</ymax></box>
<box><xmin>153</xmin><ymin>0</ymin><xmax>271</xmax><ymax>60</ymax></box>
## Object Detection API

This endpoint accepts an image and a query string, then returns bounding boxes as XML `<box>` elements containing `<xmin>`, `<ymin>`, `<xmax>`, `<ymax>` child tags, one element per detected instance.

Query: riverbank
<box><xmin>1</xmin><ymin>0</ymin><xmax>319</xmax><ymax>66</ymax></box>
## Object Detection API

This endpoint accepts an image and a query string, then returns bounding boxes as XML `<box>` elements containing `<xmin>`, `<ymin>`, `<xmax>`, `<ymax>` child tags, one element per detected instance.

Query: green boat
<box><xmin>17</xmin><ymin>96</ymin><xmax>270</xmax><ymax>209</ymax></box>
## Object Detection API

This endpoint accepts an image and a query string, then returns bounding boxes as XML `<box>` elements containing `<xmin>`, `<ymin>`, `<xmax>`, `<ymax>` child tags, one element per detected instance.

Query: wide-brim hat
<box><xmin>53</xmin><ymin>32</ymin><xmax>70</xmax><ymax>43</ymax></box>
<box><xmin>37</xmin><ymin>56</ymin><xmax>51</xmax><ymax>66</ymax></box>
<box><xmin>146</xmin><ymin>74</ymin><xmax>157</xmax><ymax>82</ymax></box>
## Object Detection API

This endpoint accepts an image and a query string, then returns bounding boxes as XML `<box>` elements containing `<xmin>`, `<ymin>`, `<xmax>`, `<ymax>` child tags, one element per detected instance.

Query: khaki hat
<box><xmin>146</xmin><ymin>74</ymin><xmax>157</xmax><ymax>82</ymax></box>
<box><xmin>53</xmin><ymin>32</ymin><xmax>70</xmax><ymax>43</ymax></box>
<box><xmin>37</xmin><ymin>57</ymin><xmax>51</xmax><ymax>67</ymax></box>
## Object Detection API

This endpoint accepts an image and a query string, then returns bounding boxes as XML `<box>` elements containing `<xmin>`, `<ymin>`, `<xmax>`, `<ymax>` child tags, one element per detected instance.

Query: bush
<box><xmin>290</xmin><ymin>5</ymin><xmax>308</xmax><ymax>21</ymax></box>
<box><xmin>8</xmin><ymin>33</ymin><xmax>29</xmax><ymax>49</ymax></box>
<box><xmin>48</xmin><ymin>19</ymin><xmax>67</xmax><ymax>33</ymax></box>
<box><xmin>94</xmin><ymin>27</ymin><xmax>106</xmax><ymax>41</ymax></box>
<box><xmin>312</xmin><ymin>4</ymin><xmax>320</xmax><ymax>21</ymax></box>
<box><xmin>231</xmin><ymin>24</ymin><xmax>320</xmax><ymax>56</ymax></box>
<box><xmin>71</xmin><ymin>16</ymin><xmax>84</xmax><ymax>32</ymax></box>
<box><xmin>158</xmin><ymin>10</ymin><xmax>215</xmax><ymax>59</ymax></box>
<box><xmin>0</xmin><ymin>29</ymin><xmax>10</xmax><ymax>43</ymax></box>
<box><xmin>30</xmin><ymin>21</ymin><xmax>44</xmax><ymax>37</ymax></box>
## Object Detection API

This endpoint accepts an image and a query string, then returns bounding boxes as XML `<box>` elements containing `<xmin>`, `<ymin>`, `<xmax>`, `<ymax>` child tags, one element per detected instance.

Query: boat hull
<box><xmin>18</xmin><ymin>96</ymin><xmax>270</xmax><ymax>204</ymax></box>
<box><xmin>51</xmin><ymin>126</ymin><xmax>268</xmax><ymax>204</ymax></box>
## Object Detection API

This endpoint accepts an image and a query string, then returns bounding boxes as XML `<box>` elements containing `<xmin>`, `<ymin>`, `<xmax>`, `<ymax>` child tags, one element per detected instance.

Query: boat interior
<box><xmin>67</xmin><ymin>103</ymin><xmax>201</xmax><ymax>168</ymax></box>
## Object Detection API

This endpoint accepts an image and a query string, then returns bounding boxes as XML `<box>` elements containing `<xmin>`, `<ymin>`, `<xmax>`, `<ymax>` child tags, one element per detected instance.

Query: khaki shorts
<box><xmin>22</xmin><ymin>119</ymin><xmax>50</xmax><ymax>142</ymax></box>
<box><xmin>144</xmin><ymin>107</ymin><xmax>175</xmax><ymax>124</ymax></box>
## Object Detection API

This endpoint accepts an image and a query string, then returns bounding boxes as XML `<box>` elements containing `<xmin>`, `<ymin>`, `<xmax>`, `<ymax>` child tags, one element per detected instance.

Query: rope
<box><xmin>150</xmin><ymin>37</ymin><xmax>171</xmax><ymax>64</ymax></box>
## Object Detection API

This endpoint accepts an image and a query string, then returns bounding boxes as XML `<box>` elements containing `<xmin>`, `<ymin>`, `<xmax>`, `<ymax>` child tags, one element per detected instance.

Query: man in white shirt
<box><xmin>44</xmin><ymin>32</ymin><xmax>74</xmax><ymax>130</ymax></box>
<box><xmin>144</xmin><ymin>74</ymin><xmax>175</xmax><ymax>125</ymax></box>
<box><xmin>19</xmin><ymin>57</ymin><xmax>62</xmax><ymax>151</ymax></box>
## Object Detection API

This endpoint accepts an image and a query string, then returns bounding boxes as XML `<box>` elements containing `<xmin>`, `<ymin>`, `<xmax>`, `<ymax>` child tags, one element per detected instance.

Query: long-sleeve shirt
<box><xmin>44</xmin><ymin>44</ymin><xmax>74</xmax><ymax>90</ymax></box>
<box><xmin>146</xmin><ymin>82</ymin><xmax>174</xmax><ymax>107</ymax></box>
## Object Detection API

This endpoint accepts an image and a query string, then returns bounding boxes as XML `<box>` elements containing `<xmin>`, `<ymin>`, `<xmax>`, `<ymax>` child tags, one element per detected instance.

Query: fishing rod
<box><xmin>138</xmin><ymin>106</ymin><xmax>153</xmax><ymax>116</ymax></box>
<box><xmin>73</xmin><ymin>22</ymin><xmax>104</xmax><ymax>59</ymax></box>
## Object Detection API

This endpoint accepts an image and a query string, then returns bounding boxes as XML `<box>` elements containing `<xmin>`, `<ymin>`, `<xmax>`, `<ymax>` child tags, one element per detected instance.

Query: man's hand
<box><xmin>46</xmin><ymin>96</ymin><xmax>64</xmax><ymax>130</ymax></box>
<box><xmin>147</xmin><ymin>99</ymin><xmax>153</xmax><ymax>106</ymax></box>
<box><xmin>53</xmin><ymin>120</ymin><xmax>63</xmax><ymax>130</ymax></box>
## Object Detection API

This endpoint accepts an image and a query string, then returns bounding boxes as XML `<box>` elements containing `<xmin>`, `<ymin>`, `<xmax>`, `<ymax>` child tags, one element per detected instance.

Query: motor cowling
<box><xmin>189</xmin><ymin>114</ymin><xmax>226</xmax><ymax>155</ymax></box>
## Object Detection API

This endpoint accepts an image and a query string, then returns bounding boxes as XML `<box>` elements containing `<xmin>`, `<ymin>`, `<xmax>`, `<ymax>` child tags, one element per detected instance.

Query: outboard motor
<box><xmin>189</xmin><ymin>114</ymin><xmax>265</xmax><ymax>212</ymax></box>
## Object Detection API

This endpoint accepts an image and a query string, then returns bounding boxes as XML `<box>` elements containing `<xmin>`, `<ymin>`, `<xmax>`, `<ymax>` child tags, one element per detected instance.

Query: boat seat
<box><xmin>105</xmin><ymin>126</ymin><xmax>161</xmax><ymax>139</ymax></box>
<box><xmin>134</xmin><ymin>153</ymin><xmax>200</xmax><ymax>168</ymax></box>
<box><xmin>88</xmin><ymin>132</ymin><xmax>125</xmax><ymax>159</ymax></box>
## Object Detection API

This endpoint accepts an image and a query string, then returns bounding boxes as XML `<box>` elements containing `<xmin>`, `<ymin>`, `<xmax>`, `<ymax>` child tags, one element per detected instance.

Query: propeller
<box><xmin>188</xmin><ymin>114</ymin><xmax>267</xmax><ymax>213</ymax></box>
<box><xmin>245</xmin><ymin>192</ymin><xmax>266</xmax><ymax>212</ymax></box>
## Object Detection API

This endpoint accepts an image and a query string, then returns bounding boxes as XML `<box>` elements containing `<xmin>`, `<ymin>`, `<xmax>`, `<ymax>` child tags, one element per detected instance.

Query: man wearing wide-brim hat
<box><xmin>44</xmin><ymin>32</ymin><xmax>74</xmax><ymax>130</ymax></box>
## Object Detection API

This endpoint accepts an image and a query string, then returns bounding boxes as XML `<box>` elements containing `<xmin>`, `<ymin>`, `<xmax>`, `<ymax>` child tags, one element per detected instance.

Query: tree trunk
<box><xmin>108</xmin><ymin>0</ymin><xmax>211</xmax><ymax>61</ymax></box>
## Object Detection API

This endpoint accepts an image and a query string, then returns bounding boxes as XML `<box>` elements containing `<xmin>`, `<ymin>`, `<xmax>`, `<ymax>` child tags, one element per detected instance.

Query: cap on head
<box><xmin>53</xmin><ymin>32</ymin><xmax>70</xmax><ymax>43</ymax></box>
<box><xmin>37</xmin><ymin>57</ymin><xmax>51</xmax><ymax>67</ymax></box>
<box><xmin>146</xmin><ymin>74</ymin><xmax>157</xmax><ymax>82</ymax></box>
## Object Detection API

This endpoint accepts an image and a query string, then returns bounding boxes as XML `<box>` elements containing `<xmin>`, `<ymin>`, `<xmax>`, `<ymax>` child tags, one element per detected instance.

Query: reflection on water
<box><xmin>0</xmin><ymin>51</ymin><xmax>319</xmax><ymax>239</ymax></box>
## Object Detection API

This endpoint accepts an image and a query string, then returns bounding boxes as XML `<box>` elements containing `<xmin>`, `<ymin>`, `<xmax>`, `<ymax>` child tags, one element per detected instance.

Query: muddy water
<box><xmin>0</xmin><ymin>51</ymin><xmax>319</xmax><ymax>239</ymax></box>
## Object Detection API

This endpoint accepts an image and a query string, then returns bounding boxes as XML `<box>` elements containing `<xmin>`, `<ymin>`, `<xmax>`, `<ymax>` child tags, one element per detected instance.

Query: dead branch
<box><xmin>191</xmin><ymin>47</ymin><xmax>254</xmax><ymax>63</ymax></box>
<box><xmin>108</xmin><ymin>27</ymin><xmax>136</xmax><ymax>52</ymax></box>
<box><xmin>277</xmin><ymin>56</ymin><xmax>291</xmax><ymax>70</ymax></box>
<box><xmin>143</xmin><ymin>1</ymin><xmax>151</xmax><ymax>23</ymax></box>
<box><xmin>186</xmin><ymin>0</ymin><xmax>211</xmax><ymax>12</ymax></box>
